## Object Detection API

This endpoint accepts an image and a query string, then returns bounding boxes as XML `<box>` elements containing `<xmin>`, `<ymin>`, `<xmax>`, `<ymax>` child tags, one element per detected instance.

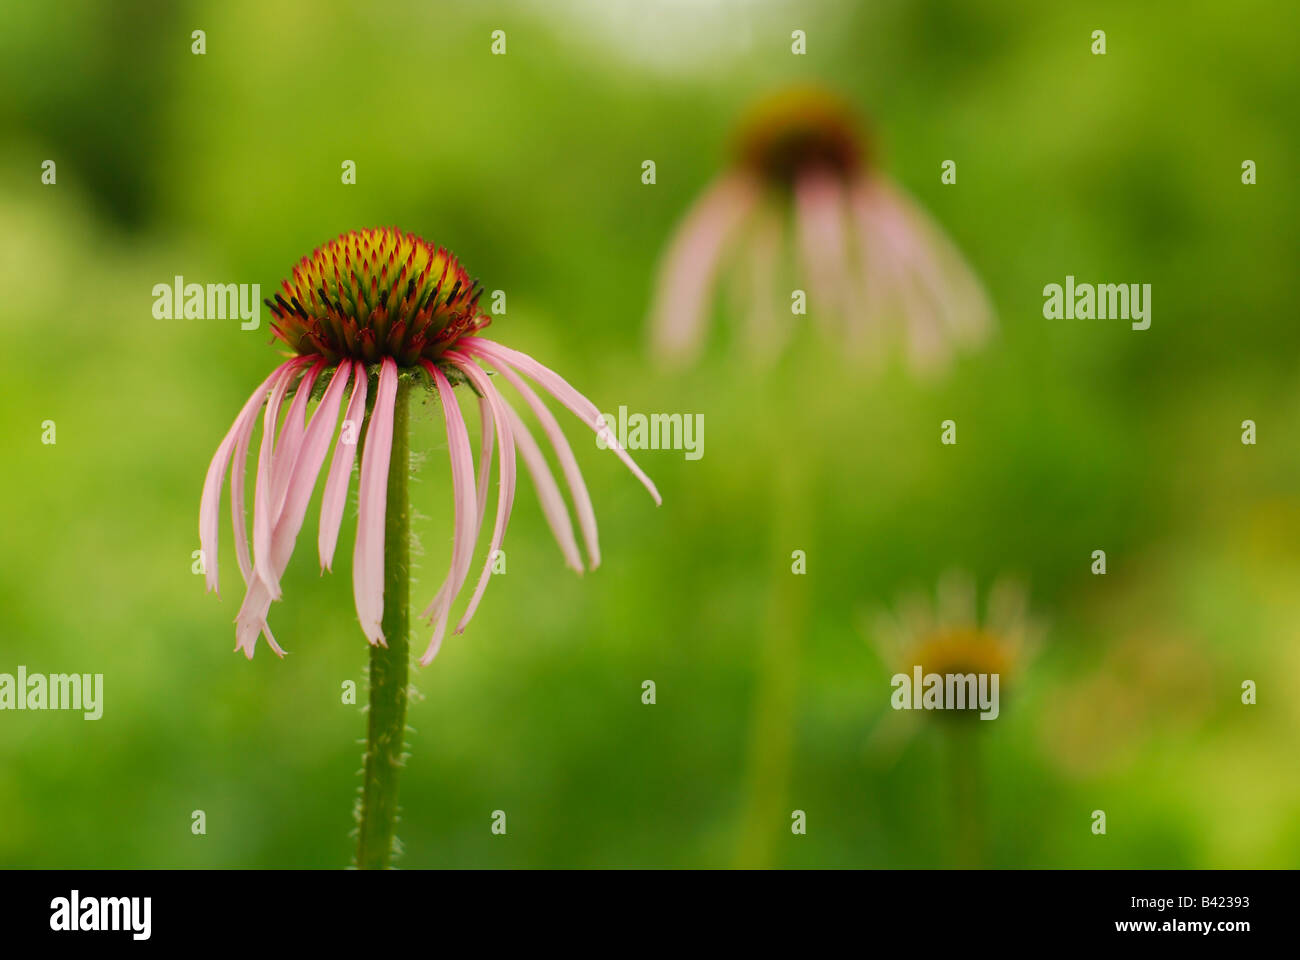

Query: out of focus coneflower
<box><xmin>868</xmin><ymin>572</ymin><xmax>1043</xmax><ymax>866</ymax></box>
<box><xmin>199</xmin><ymin>227</ymin><xmax>659</xmax><ymax>867</ymax></box>
<box><xmin>870</xmin><ymin>573</ymin><xmax>1040</xmax><ymax>707</ymax></box>
<box><xmin>650</xmin><ymin>84</ymin><xmax>992</xmax><ymax>371</ymax></box>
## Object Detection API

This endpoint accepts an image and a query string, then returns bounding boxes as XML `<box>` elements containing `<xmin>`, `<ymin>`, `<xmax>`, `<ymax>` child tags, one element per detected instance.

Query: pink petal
<box><xmin>353</xmin><ymin>357</ymin><xmax>398</xmax><ymax>646</ymax></box>
<box><xmin>472</xmin><ymin>353</ymin><xmax>600</xmax><ymax>569</ymax></box>
<box><xmin>445</xmin><ymin>352</ymin><xmax>517</xmax><ymax>637</ymax></box>
<box><xmin>269</xmin><ymin>360</ymin><xmax>323</xmax><ymax>524</ymax></box>
<box><xmin>472</xmin><ymin>393</ymin><xmax>495</xmax><ymax>546</ymax></box>
<box><xmin>233</xmin><ymin>361</ymin><xmax>353</xmax><ymax>658</ymax></box>
<box><xmin>199</xmin><ymin>359</ymin><xmax>296</xmax><ymax>595</ymax></box>
<box><xmin>872</xmin><ymin>178</ymin><xmax>993</xmax><ymax>346</ymax></box>
<box><xmin>253</xmin><ymin>360</ymin><xmax>306</xmax><ymax>598</ymax></box>
<box><xmin>501</xmin><ymin>400</ymin><xmax>583</xmax><ymax>574</ymax></box>
<box><xmin>794</xmin><ymin>169</ymin><xmax>852</xmax><ymax>332</ymax></box>
<box><xmin>842</xmin><ymin>180</ymin><xmax>888</xmax><ymax>360</ymax></box>
<box><xmin>233</xmin><ymin>578</ymin><xmax>279</xmax><ymax>659</ymax></box>
<box><xmin>461</xmin><ymin>338</ymin><xmax>662</xmax><ymax>507</ymax></box>
<box><xmin>850</xmin><ymin>179</ymin><xmax>947</xmax><ymax>371</ymax></box>
<box><xmin>319</xmin><ymin>361</ymin><xmax>368</xmax><ymax>571</ymax></box>
<box><xmin>418</xmin><ymin>361</ymin><xmax>478</xmax><ymax>663</ymax></box>
<box><xmin>229</xmin><ymin>392</ymin><xmax>263</xmax><ymax>588</ymax></box>
<box><xmin>649</xmin><ymin>172</ymin><xmax>759</xmax><ymax>365</ymax></box>
<box><xmin>276</xmin><ymin>360</ymin><xmax>353</xmax><ymax>569</ymax></box>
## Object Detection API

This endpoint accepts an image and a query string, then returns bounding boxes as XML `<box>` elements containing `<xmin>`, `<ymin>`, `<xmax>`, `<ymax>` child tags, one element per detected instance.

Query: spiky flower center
<box><xmin>266</xmin><ymin>227</ymin><xmax>488</xmax><ymax>365</ymax></box>
<box><xmin>733</xmin><ymin>86</ymin><xmax>866</xmax><ymax>187</ymax></box>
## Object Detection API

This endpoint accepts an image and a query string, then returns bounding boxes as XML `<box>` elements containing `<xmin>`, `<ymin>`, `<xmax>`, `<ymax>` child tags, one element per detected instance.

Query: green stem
<box><xmin>945</xmin><ymin>724</ymin><xmax>983</xmax><ymax>868</ymax></box>
<box><xmin>735</xmin><ymin>442</ymin><xmax>808</xmax><ymax>868</ymax></box>
<box><xmin>355</xmin><ymin>375</ymin><xmax>411</xmax><ymax>870</ymax></box>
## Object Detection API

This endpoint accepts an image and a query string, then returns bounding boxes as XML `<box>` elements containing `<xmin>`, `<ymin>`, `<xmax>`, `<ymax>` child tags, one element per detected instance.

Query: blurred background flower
<box><xmin>864</xmin><ymin>572</ymin><xmax>1043</xmax><ymax>866</ymax></box>
<box><xmin>870</xmin><ymin>572</ymin><xmax>1042</xmax><ymax>726</ymax></box>
<box><xmin>649</xmin><ymin>84</ymin><xmax>992</xmax><ymax>371</ymax></box>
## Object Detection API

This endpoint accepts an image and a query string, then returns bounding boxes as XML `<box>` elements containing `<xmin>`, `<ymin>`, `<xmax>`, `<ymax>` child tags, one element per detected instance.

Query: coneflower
<box><xmin>199</xmin><ymin>227</ymin><xmax>659</xmax><ymax>867</ymax></box>
<box><xmin>871</xmin><ymin>572</ymin><xmax>1039</xmax><ymax>711</ymax></box>
<box><xmin>650</xmin><ymin>84</ymin><xmax>992</xmax><ymax>370</ymax></box>
<box><xmin>869</xmin><ymin>572</ymin><xmax>1043</xmax><ymax>867</ymax></box>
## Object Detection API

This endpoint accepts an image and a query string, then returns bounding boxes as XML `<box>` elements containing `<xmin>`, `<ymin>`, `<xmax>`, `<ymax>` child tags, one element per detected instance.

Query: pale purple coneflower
<box><xmin>650</xmin><ymin>84</ymin><xmax>993</xmax><ymax>372</ymax></box>
<box><xmin>199</xmin><ymin>227</ymin><xmax>659</xmax><ymax>868</ymax></box>
<box><xmin>200</xmin><ymin>227</ymin><xmax>660</xmax><ymax>667</ymax></box>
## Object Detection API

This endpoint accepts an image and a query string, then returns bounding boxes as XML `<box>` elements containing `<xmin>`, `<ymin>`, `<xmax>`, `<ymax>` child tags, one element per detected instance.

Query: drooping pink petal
<box><xmin>233</xmin><ymin>361</ymin><xmax>353</xmax><ymax>659</ymax></box>
<box><xmin>472</xmin><ymin>353</ymin><xmax>600</xmax><ymax>569</ymax></box>
<box><xmin>460</xmin><ymin>338</ymin><xmax>662</xmax><ymax>507</ymax></box>
<box><xmin>233</xmin><ymin>578</ymin><xmax>279</xmax><ymax>659</ymax></box>
<box><xmin>501</xmin><ymin>400</ymin><xmax>583</xmax><ymax>574</ymax></box>
<box><xmin>795</xmin><ymin>169</ymin><xmax>852</xmax><ymax>333</ymax></box>
<box><xmin>419</xmin><ymin>363</ymin><xmax>478</xmax><ymax>620</ymax></box>
<box><xmin>418</xmin><ymin>361</ymin><xmax>479</xmax><ymax>663</ymax></box>
<box><xmin>275</xmin><ymin>360</ymin><xmax>353</xmax><ymax>571</ymax></box>
<box><xmin>269</xmin><ymin>360</ymin><xmax>323</xmax><ymax>525</ymax></box>
<box><xmin>199</xmin><ymin>360</ymin><xmax>296</xmax><ymax>595</ymax></box>
<box><xmin>850</xmin><ymin>178</ymin><xmax>947</xmax><ymax>371</ymax></box>
<box><xmin>229</xmin><ymin>391</ymin><xmax>263</xmax><ymax>588</ymax></box>
<box><xmin>649</xmin><ymin>172</ymin><xmax>760</xmax><ymax>365</ymax></box>
<box><xmin>319</xmin><ymin>361</ymin><xmax>368</xmax><ymax>571</ymax></box>
<box><xmin>471</xmin><ymin>393</ymin><xmax>495</xmax><ymax>546</ymax></box>
<box><xmin>445</xmin><ymin>352</ymin><xmax>516</xmax><ymax>637</ymax></box>
<box><xmin>870</xmin><ymin>178</ymin><xmax>993</xmax><ymax>347</ymax></box>
<box><xmin>353</xmin><ymin>357</ymin><xmax>399</xmax><ymax>646</ymax></box>
<box><xmin>842</xmin><ymin>179</ymin><xmax>889</xmax><ymax>361</ymax></box>
<box><xmin>252</xmin><ymin>360</ymin><xmax>306</xmax><ymax>597</ymax></box>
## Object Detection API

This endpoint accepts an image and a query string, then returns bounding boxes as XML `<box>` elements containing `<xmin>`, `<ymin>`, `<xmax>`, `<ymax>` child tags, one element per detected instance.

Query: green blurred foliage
<box><xmin>0</xmin><ymin>0</ymin><xmax>1297</xmax><ymax>868</ymax></box>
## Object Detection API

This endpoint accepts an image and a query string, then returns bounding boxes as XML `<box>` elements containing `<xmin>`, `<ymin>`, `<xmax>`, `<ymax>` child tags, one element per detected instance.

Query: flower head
<box><xmin>650</xmin><ymin>84</ymin><xmax>993</xmax><ymax>371</ymax></box>
<box><xmin>871</xmin><ymin>573</ymin><xmax>1042</xmax><ymax>713</ymax></box>
<box><xmin>202</xmin><ymin>229</ymin><xmax>659</xmax><ymax>665</ymax></box>
<box><xmin>732</xmin><ymin>85</ymin><xmax>866</xmax><ymax>188</ymax></box>
<box><xmin>265</xmin><ymin>227</ymin><xmax>487</xmax><ymax>364</ymax></box>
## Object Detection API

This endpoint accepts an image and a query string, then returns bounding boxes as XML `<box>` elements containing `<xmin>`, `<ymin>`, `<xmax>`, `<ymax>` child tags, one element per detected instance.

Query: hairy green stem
<box><xmin>355</xmin><ymin>376</ymin><xmax>411</xmax><ymax>870</ymax></box>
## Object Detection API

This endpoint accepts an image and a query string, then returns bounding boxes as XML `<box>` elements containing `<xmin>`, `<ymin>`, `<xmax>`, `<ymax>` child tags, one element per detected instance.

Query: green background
<box><xmin>1</xmin><ymin>0</ymin><xmax>1297</xmax><ymax>868</ymax></box>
